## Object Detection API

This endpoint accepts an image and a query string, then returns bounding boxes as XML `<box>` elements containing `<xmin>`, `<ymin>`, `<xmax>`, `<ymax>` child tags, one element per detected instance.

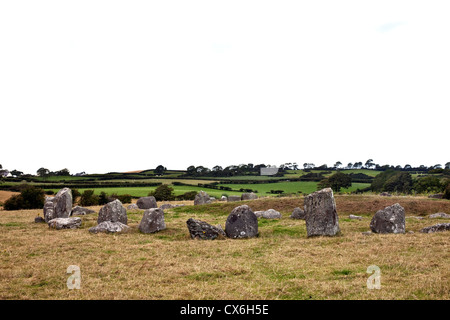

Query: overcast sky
<box><xmin>1</xmin><ymin>1</ymin><xmax>449</xmax><ymax>174</ymax></box>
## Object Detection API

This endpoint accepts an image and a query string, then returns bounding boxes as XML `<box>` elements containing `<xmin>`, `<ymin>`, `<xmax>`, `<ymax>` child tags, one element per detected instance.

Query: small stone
<box><xmin>89</xmin><ymin>221</ymin><xmax>130</xmax><ymax>234</ymax></box>
<box><xmin>241</xmin><ymin>193</ymin><xmax>258</xmax><ymax>201</ymax></box>
<box><xmin>71</xmin><ymin>206</ymin><xmax>95</xmax><ymax>216</ymax></box>
<box><xmin>254</xmin><ymin>209</ymin><xmax>282</xmax><ymax>219</ymax></box>
<box><xmin>290</xmin><ymin>207</ymin><xmax>306</xmax><ymax>220</ymax></box>
<box><xmin>420</xmin><ymin>223</ymin><xmax>450</xmax><ymax>233</ymax></box>
<box><xmin>127</xmin><ymin>203</ymin><xmax>140</xmax><ymax>210</ymax></box>
<box><xmin>186</xmin><ymin>218</ymin><xmax>226</xmax><ymax>240</ymax></box>
<box><xmin>34</xmin><ymin>216</ymin><xmax>45</xmax><ymax>223</ymax></box>
<box><xmin>227</xmin><ymin>195</ymin><xmax>241</xmax><ymax>202</ymax></box>
<box><xmin>48</xmin><ymin>217</ymin><xmax>81</xmax><ymax>230</ymax></box>
<box><xmin>362</xmin><ymin>231</ymin><xmax>373</xmax><ymax>236</ymax></box>
<box><xmin>428</xmin><ymin>212</ymin><xmax>450</xmax><ymax>219</ymax></box>
<box><xmin>349</xmin><ymin>214</ymin><xmax>362</xmax><ymax>220</ymax></box>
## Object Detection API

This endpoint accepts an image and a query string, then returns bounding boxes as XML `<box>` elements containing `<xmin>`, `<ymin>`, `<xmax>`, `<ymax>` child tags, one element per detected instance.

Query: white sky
<box><xmin>1</xmin><ymin>0</ymin><xmax>449</xmax><ymax>174</ymax></box>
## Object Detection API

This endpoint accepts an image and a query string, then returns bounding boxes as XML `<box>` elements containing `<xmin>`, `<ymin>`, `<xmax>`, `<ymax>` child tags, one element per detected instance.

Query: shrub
<box><xmin>109</xmin><ymin>193</ymin><xmax>132</xmax><ymax>204</ymax></box>
<box><xmin>148</xmin><ymin>184</ymin><xmax>175</xmax><ymax>201</ymax></box>
<box><xmin>98</xmin><ymin>192</ymin><xmax>109</xmax><ymax>205</ymax></box>
<box><xmin>79</xmin><ymin>190</ymin><xmax>99</xmax><ymax>206</ymax></box>
<box><xmin>72</xmin><ymin>189</ymin><xmax>81</xmax><ymax>205</ymax></box>
<box><xmin>3</xmin><ymin>185</ymin><xmax>45</xmax><ymax>210</ymax></box>
<box><xmin>176</xmin><ymin>191</ymin><xmax>197</xmax><ymax>200</ymax></box>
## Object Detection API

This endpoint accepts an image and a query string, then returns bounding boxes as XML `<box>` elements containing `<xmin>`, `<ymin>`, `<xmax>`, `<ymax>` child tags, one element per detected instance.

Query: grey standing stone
<box><xmin>43</xmin><ymin>197</ymin><xmax>55</xmax><ymax>223</ymax></box>
<box><xmin>136</xmin><ymin>196</ymin><xmax>157</xmax><ymax>209</ymax></box>
<box><xmin>304</xmin><ymin>188</ymin><xmax>340</xmax><ymax>237</ymax></box>
<box><xmin>139</xmin><ymin>208</ymin><xmax>166</xmax><ymax>234</ymax></box>
<box><xmin>225</xmin><ymin>205</ymin><xmax>258</xmax><ymax>239</ymax></box>
<box><xmin>290</xmin><ymin>207</ymin><xmax>306</xmax><ymax>220</ymax></box>
<box><xmin>227</xmin><ymin>195</ymin><xmax>241</xmax><ymax>202</ymax></box>
<box><xmin>48</xmin><ymin>217</ymin><xmax>81</xmax><ymax>230</ymax></box>
<box><xmin>98</xmin><ymin>199</ymin><xmax>127</xmax><ymax>225</ymax></box>
<box><xmin>89</xmin><ymin>221</ymin><xmax>130</xmax><ymax>234</ymax></box>
<box><xmin>194</xmin><ymin>191</ymin><xmax>211</xmax><ymax>205</ymax></box>
<box><xmin>160</xmin><ymin>203</ymin><xmax>176</xmax><ymax>210</ymax></box>
<box><xmin>186</xmin><ymin>218</ymin><xmax>226</xmax><ymax>240</ymax></box>
<box><xmin>53</xmin><ymin>188</ymin><xmax>72</xmax><ymax>219</ymax></box>
<box><xmin>370</xmin><ymin>203</ymin><xmax>405</xmax><ymax>234</ymax></box>
<box><xmin>241</xmin><ymin>193</ymin><xmax>258</xmax><ymax>201</ymax></box>
<box><xmin>254</xmin><ymin>209</ymin><xmax>282</xmax><ymax>219</ymax></box>
<box><xmin>71</xmin><ymin>206</ymin><xmax>95</xmax><ymax>216</ymax></box>
<box><xmin>420</xmin><ymin>223</ymin><xmax>450</xmax><ymax>233</ymax></box>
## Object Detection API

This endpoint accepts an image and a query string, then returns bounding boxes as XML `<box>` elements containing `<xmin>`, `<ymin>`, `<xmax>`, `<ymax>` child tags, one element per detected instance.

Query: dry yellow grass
<box><xmin>0</xmin><ymin>195</ymin><xmax>449</xmax><ymax>300</ymax></box>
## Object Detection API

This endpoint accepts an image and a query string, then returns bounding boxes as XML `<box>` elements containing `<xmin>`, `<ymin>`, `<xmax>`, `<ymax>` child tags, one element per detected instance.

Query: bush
<box><xmin>72</xmin><ymin>189</ymin><xmax>81</xmax><ymax>205</ymax></box>
<box><xmin>175</xmin><ymin>191</ymin><xmax>197</xmax><ymax>200</ymax></box>
<box><xmin>98</xmin><ymin>192</ymin><xmax>109</xmax><ymax>205</ymax></box>
<box><xmin>79</xmin><ymin>190</ymin><xmax>99</xmax><ymax>207</ymax></box>
<box><xmin>148</xmin><ymin>184</ymin><xmax>175</xmax><ymax>201</ymax></box>
<box><xmin>3</xmin><ymin>185</ymin><xmax>45</xmax><ymax>210</ymax></box>
<box><xmin>109</xmin><ymin>193</ymin><xmax>132</xmax><ymax>204</ymax></box>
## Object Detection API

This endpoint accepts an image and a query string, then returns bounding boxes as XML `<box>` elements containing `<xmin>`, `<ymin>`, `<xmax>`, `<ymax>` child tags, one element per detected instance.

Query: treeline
<box><xmin>0</xmin><ymin>182</ymin><xmax>163</xmax><ymax>192</ymax></box>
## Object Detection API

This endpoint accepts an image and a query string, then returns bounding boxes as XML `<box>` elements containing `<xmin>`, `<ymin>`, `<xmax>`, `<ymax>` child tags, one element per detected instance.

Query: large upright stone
<box><xmin>370</xmin><ymin>203</ymin><xmax>405</xmax><ymax>234</ymax></box>
<box><xmin>304</xmin><ymin>188</ymin><xmax>340</xmax><ymax>237</ymax></box>
<box><xmin>136</xmin><ymin>196</ymin><xmax>157</xmax><ymax>209</ymax></box>
<box><xmin>43</xmin><ymin>197</ymin><xmax>55</xmax><ymax>223</ymax></box>
<box><xmin>139</xmin><ymin>208</ymin><xmax>166</xmax><ymax>234</ymax></box>
<box><xmin>98</xmin><ymin>199</ymin><xmax>127</xmax><ymax>225</ymax></box>
<box><xmin>194</xmin><ymin>191</ymin><xmax>211</xmax><ymax>205</ymax></box>
<box><xmin>241</xmin><ymin>193</ymin><xmax>258</xmax><ymax>201</ymax></box>
<box><xmin>53</xmin><ymin>188</ymin><xmax>72</xmax><ymax>219</ymax></box>
<box><xmin>225</xmin><ymin>205</ymin><xmax>258</xmax><ymax>239</ymax></box>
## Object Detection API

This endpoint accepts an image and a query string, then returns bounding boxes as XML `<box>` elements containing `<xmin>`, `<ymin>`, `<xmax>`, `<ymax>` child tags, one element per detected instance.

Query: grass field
<box><xmin>0</xmin><ymin>195</ymin><xmax>449</xmax><ymax>300</ymax></box>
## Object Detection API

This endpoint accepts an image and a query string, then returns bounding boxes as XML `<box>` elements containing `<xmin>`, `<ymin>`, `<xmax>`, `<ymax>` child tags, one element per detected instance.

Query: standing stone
<box><xmin>241</xmin><ymin>193</ymin><xmax>258</xmax><ymax>201</ymax></box>
<box><xmin>227</xmin><ymin>195</ymin><xmax>241</xmax><ymax>202</ymax></box>
<box><xmin>53</xmin><ymin>188</ymin><xmax>72</xmax><ymax>219</ymax></box>
<box><xmin>43</xmin><ymin>197</ymin><xmax>55</xmax><ymax>223</ymax></box>
<box><xmin>290</xmin><ymin>207</ymin><xmax>306</xmax><ymax>220</ymax></box>
<box><xmin>304</xmin><ymin>188</ymin><xmax>340</xmax><ymax>237</ymax></box>
<box><xmin>254</xmin><ymin>209</ymin><xmax>282</xmax><ymax>219</ymax></box>
<box><xmin>136</xmin><ymin>196</ymin><xmax>157</xmax><ymax>209</ymax></box>
<box><xmin>220</xmin><ymin>196</ymin><xmax>227</xmax><ymax>201</ymax></box>
<box><xmin>225</xmin><ymin>205</ymin><xmax>258</xmax><ymax>239</ymax></box>
<box><xmin>139</xmin><ymin>208</ymin><xmax>166</xmax><ymax>234</ymax></box>
<box><xmin>370</xmin><ymin>203</ymin><xmax>405</xmax><ymax>234</ymax></box>
<box><xmin>89</xmin><ymin>221</ymin><xmax>130</xmax><ymax>234</ymax></box>
<box><xmin>98</xmin><ymin>199</ymin><xmax>127</xmax><ymax>225</ymax></box>
<box><xmin>420</xmin><ymin>223</ymin><xmax>450</xmax><ymax>233</ymax></box>
<box><xmin>48</xmin><ymin>217</ymin><xmax>81</xmax><ymax>230</ymax></box>
<box><xmin>194</xmin><ymin>191</ymin><xmax>211</xmax><ymax>205</ymax></box>
<box><xmin>186</xmin><ymin>218</ymin><xmax>226</xmax><ymax>240</ymax></box>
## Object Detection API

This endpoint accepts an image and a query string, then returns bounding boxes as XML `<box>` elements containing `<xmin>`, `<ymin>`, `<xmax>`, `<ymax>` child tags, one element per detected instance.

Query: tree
<box><xmin>55</xmin><ymin>168</ymin><xmax>70</xmax><ymax>176</ymax></box>
<box><xmin>334</xmin><ymin>161</ymin><xmax>342</xmax><ymax>169</ymax></box>
<box><xmin>10</xmin><ymin>170</ymin><xmax>24</xmax><ymax>177</ymax></box>
<box><xmin>414</xmin><ymin>176</ymin><xmax>442</xmax><ymax>194</ymax></box>
<box><xmin>154</xmin><ymin>165</ymin><xmax>167</xmax><ymax>175</ymax></box>
<box><xmin>365</xmin><ymin>159</ymin><xmax>374</xmax><ymax>169</ymax></box>
<box><xmin>186</xmin><ymin>165</ymin><xmax>196</xmax><ymax>175</ymax></box>
<box><xmin>148</xmin><ymin>184</ymin><xmax>175</xmax><ymax>201</ymax></box>
<box><xmin>37</xmin><ymin>167</ymin><xmax>50</xmax><ymax>177</ymax></box>
<box><xmin>318</xmin><ymin>171</ymin><xmax>352</xmax><ymax>192</ymax></box>
<box><xmin>79</xmin><ymin>190</ymin><xmax>99</xmax><ymax>206</ymax></box>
